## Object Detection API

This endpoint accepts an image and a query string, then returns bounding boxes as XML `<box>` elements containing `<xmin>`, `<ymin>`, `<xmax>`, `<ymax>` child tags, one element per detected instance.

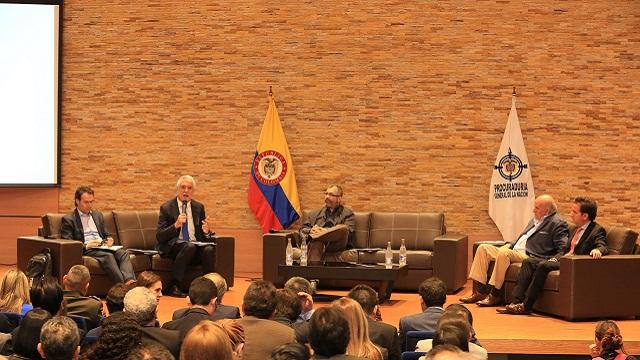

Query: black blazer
<box><xmin>172</xmin><ymin>303</ymin><xmax>240</xmax><ymax>321</ymax></box>
<box><xmin>509</xmin><ymin>212</ymin><xmax>569</xmax><ymax>259</ymax></box>
<box><xmin>162</xmin><ymin>307</ymin><xmax>212</xmax><ymax>339</ymax></box>
<box><xmin>141</xmin><ymin>326</ymin><xmax>182</xmax><ymax>359</ymax></box>
<box><xmin>60</xmin><ymin>209</ymin><xmax>109</xmax><ymax>242</ymax></box>
<box><xmin>559</xmin><ymin>221</ymin><xmax>608</xmax><ymax>259</ymax></box>
<box><xmin>368</xmin><ymin>318</ymin><xmax>400</xmax><ymax>360</ymax></box>
<box><xmin>156</xmin><ymin>198</ymin><xmax>211</xmax><ymax>255</ymax></box>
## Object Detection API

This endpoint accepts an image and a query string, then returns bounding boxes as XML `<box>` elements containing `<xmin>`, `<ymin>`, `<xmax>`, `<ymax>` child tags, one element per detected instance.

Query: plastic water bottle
<box><xmin>385</xmin><ymin>241</ymin><xmax>393</xmax><ymax>269</ymax></box>
<box><xmin>399</xmin><ymin>238</ymin><xmax>407</xmax><ymax>266</ymax></box>
<box><xmin>300</xmin><ymin>238</ymin><xmax>308</xmax><ymax>266</ymax></box>
<box><xmin>285</xmin><ymin>238</ymin><xmax>293</xmax><ymax>266</ymax></box>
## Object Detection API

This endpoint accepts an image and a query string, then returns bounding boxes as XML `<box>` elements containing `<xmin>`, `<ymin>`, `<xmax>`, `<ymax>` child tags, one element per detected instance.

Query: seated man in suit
<box><xmin>299</xmin><ymin>185</ymin><xmax>356</xmax><ymax>263</ymax></box>
<box><xmin>60</xmin><ymin>186</ymin><xmax>135</xmax><ymax>284</ymax></box>
<box><xmin>171</xmin><ymin>272</ymin><xmax>240</xmax><ymax>321</ymax></box>
<box><xmin>348</xmin><ymin>284</ymin><xmax>400</xmax><ymax>360</ymax></box>
<box><xmin>460</xmin><ymin>194</ymin><xmax>569</xmax><ymax>307</ymax></box>
<box><xmin>498</xmin><ymin>196</ymin><xmax>608</xmax><ymax>315</ymax></box>
<box><xmin>124</xmin><ymin>287</ymin><xmax>181</xmax><ymax>358</ymax></box>
<box><xmin>162</xmin><ymin>276</ymin><xmax>218</xmax><ymax>339</ymax></box>
<box><xmin>62</xmin><ymin>265</ymin><xmax>103</xmax><ymax>328</ymax></box>
<box><xmin>399</xmin><ymin>277</ymin><xmax>447</xmax><ymax>351</ymax></box>
<box><xmin>156</xmin><ymin>175</ymin><xmax>216</xmax><ymax>297</ymax></box>
<box><xmin>284</xmin><ymin>276</ymin><xmax>315</xmax><ymax>323</ymax></box>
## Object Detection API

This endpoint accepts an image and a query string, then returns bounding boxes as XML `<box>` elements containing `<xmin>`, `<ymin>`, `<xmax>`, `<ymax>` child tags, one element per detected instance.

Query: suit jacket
<box><xmin>509</xmin><ymin>212</ymin><xmax>569</xmax><ymax>259</ymax></box>
<box><xmin>237</xmin><ymin>316</ymin><xmax>295</xmax><ymax>360</ymax></box>
<box><xmin>368</xmin><ymin>318</ymin><xmax>400</xmax><ymax>360</ymax></box>
<box><xmin>63</xmin><ymin>290</ymin><xmax>103</xmax><ymax>328</ymax></box>
<box><xmin>398</xmin><ymin>307</ymin><xmax>443</xmax><ymax>351</ymax></box>
<box><xmin>141</xmin><ymin>326</ymin><xmax>182</xmax><ymax>359</ymax></box>
<box><xmin>162</xmin><ymin>307</ymin><xmax>212</xmax><ymax>339</ymax></box>
<box><xmin>60</xmin><ymin>209</ymin><xmax>110</xmax><ymax>243</ymax></box>
<box><xmin>559</xmin><ymin>221</ymin><xmax>608</xmax><ymax>259</ymax></box>
<box><xmin>156</xmin><ymin>198</ymin><xmax>212</xmax><ymax>255</ymax></box>
<box><xmin>172</xmin><ymin>303</ymin><xmax>240</xmax><ymax>321</ymax></box>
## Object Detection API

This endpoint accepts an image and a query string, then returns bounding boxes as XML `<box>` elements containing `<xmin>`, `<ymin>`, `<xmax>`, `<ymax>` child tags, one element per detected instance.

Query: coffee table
<box><xmin>278</xmin><ymin>262</ymin><xmax>408</xmax><ymax>303</ymax></box>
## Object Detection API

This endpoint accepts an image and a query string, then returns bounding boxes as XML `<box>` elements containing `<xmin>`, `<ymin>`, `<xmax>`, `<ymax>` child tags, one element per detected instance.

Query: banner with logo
<box><xmin>489</xmin><ymin>94</ymin><xmax>535</xmax><ymax>241</ymax></box>
<box><xmin>248</xmin><ymin>95</ymin><xmax>302</xmax><ymax>233</ymax></box>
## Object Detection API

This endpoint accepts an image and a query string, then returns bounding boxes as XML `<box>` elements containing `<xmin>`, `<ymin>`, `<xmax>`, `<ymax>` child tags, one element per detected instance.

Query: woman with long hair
<box><xmin>0</xmin><ymin>269</ymin><xmax>32</xmax><ymax>315</ymax></box>
<box><xmin>135</xmin><ymin>271</ymin><xmax>163</xmax><ymax>302</ymax></box>
<box><xmin>591</xmin><ymin>320</ymin><xmax>638</xmax><ymax>360</ymax></box>
<box><xmin>180</xmin><ymin>320</ymin><xmax>234</xmax><ymax>360</ymax></box>
<box><xmin>331</xmin><ymin>297</ymin><xmax>383</xmax><ymax>360</ymax></box>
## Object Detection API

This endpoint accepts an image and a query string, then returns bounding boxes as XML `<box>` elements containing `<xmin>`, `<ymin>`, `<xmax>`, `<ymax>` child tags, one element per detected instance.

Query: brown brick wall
<box><xmin>60</xmin><ymin>1</ymin><xmax>640</xmax><ymax>238</ymax></box>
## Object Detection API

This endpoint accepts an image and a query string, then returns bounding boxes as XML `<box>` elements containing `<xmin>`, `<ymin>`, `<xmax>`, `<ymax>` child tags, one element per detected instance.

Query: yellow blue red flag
<box><xmin>248</xmin><ymin>95</ymin><xmax>302</xmax><ymax>233</ymax></box>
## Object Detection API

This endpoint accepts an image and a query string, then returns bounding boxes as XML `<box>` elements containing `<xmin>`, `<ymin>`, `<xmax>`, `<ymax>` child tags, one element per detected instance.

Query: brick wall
<box><xmin>60</xmin><ymin>0</ymin><xmax>640</xmax><ymax>238</ymax></box>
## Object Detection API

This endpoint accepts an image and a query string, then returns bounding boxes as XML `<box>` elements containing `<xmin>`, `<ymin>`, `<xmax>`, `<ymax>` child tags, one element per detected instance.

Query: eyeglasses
<box><xmin>325</xmin><ymin>192</ymin><xmax>341</xmax><ymax>197</ymax></box>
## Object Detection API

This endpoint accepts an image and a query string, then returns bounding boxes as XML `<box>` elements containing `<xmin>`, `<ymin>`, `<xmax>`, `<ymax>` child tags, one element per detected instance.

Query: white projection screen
<box><xmin>0</xmin><ymin>1</ymin><xmax>61</xmax><ymax>186</ymax></box>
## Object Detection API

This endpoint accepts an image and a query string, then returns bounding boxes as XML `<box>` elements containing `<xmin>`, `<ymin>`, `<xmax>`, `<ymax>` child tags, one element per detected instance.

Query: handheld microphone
<box><xmin>182</xmin><ymin>200</ymin><xmax>187</xmax><ymax>215</ymax></box>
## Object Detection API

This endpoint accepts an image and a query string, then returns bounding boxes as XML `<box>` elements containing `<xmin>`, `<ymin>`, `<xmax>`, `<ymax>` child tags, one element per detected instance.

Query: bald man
<box><xmin>460</xmin><ymin>194</ymin><xmax>569</xmax><ymax>306</ymax></box>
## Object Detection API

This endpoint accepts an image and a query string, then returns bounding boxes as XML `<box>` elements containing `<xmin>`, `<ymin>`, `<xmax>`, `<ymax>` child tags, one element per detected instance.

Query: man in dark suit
<box><xmin>348</xmin><ymin>284</ymin><xmax>400</xmax><ymax>360</ymax></box>
<box><xmin>461</xmin><ymin>194</ymin><xmax>569</xmax><ymax>306</ymax></box>
<box><xmin>171</xmin><ymin>272</ymin><xmax>240</xmax><ymax>321</ymax></box>
<box><xmin>498</xmin><ymin>196</ymin><xmax>608</xmax><ymax>315</ymax></box>
<box><xmin>156</xmin><ymin>175</ymin><xmax>216</xmax><ymax>297</ymax></box>
<box><xmin>309</xmin><ymin>307</ymin><xmax>367</xmax><ymax>360</ymax></box>
<box><xmin>124</xmin><ymin>287</ymin><xmax>181</xmax><ymax>358</ymax></box>
<box><xmin>162</xmin><ymin>276</ymin><xmax>217</xmax><ymax>339</ymax></box>
<box><xmin>399</xmin><ymin>277</ymin><xmax>447</xmax><ymax>351</ymax></box>
<box><xmin>60</xmin><ymin>186</ymin><xmax>135</xmax><ymax>284</ymax></box>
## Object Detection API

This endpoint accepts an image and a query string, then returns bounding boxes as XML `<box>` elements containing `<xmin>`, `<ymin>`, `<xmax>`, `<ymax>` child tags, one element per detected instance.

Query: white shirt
<box><xmin>79</xmin><ymin>210</ymin><xmax>102</xmax><ymax>243</ymax></box>
<box><xmin>513</xmin><ymin>215</ymin><xmax>548</xmax><ymax>253</ymax></box>
<box><xmin>176</xmin><ymin>198</ymin><xmax>195</xmax><ymax>241</ymax></box>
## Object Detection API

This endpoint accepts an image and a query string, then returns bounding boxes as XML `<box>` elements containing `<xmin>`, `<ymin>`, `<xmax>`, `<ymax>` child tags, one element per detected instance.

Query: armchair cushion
<box><xmin>369</xmin><ymin>212</ymin><xmax>444</xmax><ymax>251</ymax></box>
<box><xmin>604</xmin><ymin>226</ymin><xmax>638</xmax><ymax>255</ymax></box>
<box><xmin>113</xmin><ymin>210</ymin><xmax>159</xmax><ymax>251</ymax></box>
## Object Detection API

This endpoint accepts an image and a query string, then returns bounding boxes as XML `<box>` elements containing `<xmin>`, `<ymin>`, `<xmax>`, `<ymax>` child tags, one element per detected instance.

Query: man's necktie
<box><xmin>567</xmin><ymin>226</ymin><xmax>582</xmax><ymax>255</ymax></box>
<box><xmin>182</xmin><ymin>212</ymin><xmax>190</xmax><ymax>241</ymax></box>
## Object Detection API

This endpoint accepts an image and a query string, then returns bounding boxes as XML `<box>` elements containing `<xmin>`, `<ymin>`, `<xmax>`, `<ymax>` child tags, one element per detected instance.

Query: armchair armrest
<box><xmin>17</xmin><ymin>236</ymin><xmax>83</xmax><ymax>281</ymax></box>
<box><xmin>213</xmin><ymin>236</ymin><xmax>235</xmax><ymax>288</ymax></box>
<box><xmin>559</xmin><ymin>255</ymin><xmax>640</xmax><ymax>320</ymax></box>
<box><xmin>433</xmin><ymin>233</ymin><xmax>468</xmax><ymax>293</ymax></box>
<box><xmin>262</xmin><ymin>232</ymin><xmax>295</xmax><ymax>286</ymax></box>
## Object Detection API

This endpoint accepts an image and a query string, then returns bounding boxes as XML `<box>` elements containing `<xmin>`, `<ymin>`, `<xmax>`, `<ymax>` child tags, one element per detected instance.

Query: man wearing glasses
<box><xmin>299</xmin><ymin>185</ymin><xmax>355</xmax><ymax>264</ymax></box>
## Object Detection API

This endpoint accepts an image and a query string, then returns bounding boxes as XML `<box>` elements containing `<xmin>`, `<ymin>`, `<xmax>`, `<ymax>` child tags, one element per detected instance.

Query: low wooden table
<box><xmin>278</xmin><ymin>262</ymin><xmax>408</xmax><ymax>303</ymax></box>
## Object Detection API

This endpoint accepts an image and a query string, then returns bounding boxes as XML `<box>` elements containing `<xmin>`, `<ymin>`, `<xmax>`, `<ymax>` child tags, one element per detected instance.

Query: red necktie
<box><xmin>567</xmin><ymin>226</ymin><xmax>583</xmax><ymax>255</ymax></box>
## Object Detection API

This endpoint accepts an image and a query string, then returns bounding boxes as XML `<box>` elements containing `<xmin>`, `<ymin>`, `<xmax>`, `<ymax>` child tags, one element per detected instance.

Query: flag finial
<box><xmin>512</xmin><ymin>87</ymin><xmax>516</xmax><ymax>96</ymax></box>
<box><xmin>269</xmin><ymin>86</ymin><xmax>273</xmax><ymax>97</ymax></box>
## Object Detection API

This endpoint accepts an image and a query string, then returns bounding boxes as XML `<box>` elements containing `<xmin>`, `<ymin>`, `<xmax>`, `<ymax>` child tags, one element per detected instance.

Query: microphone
<box><xmin>182</xmin><ymin>200</ymin><xmax>187</xmax><ymax>215</ymax></box>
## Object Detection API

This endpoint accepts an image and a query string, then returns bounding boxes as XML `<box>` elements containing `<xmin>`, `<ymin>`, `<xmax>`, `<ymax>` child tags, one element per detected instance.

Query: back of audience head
<box><xmin>203</xmin><ymin>272</ymin><xmax>228</xmax><ymax>304</ymax></box>
<box><xmin>242</xmin><ymin>280</ymin><xmax>277</xmax><ymax>319</ymax></box>
<box><xmin>13</xmin><ymin>308</ymin><xmax>53</xmax><ymax>359</ymax></box>
<box><xmin>269</xmin><ymin>343</ymin><xmax>311</xmax><ymax>360</ymax></box>
<box><xmin>347</xmin><ymin>284</ymin><xmax>378</xmax><ymax>316</ymax></box>
<box><xmin>62</xmin><ymin>265</ymin><xmax>91</xmax><ymax>294</ymax></box>
<box><xmin>135</xmin><ymin>271</ymin><xmax>162</xmax><ymax>301</ymax></box>
<box><xmin>180</xmin><ymin>320</ymin><xmax>233</xmax><ymax>360</ymax></box>
<box><xmin>425</xmin><ymin>344</ymin><xmax>471</xmax><ymax>360</ymax></box>
<box><xmin>84</xmin><ymin>311</ymin><xmax>142</xmax><ymax>360</ymax></box>
<box><xmin>0</xmin><ymin>269</ymin><xmax>30</xmax><ymax>314</ymax></box>
<box><xmin>124</xmin><ymin>287</ymin><xmax>158</xmax><ymax>326</ymax></box>
<box><xmin>309</xmin><ymin>307</ymin><xmax>350</xmax><ymax>357</ymax></box>
<box><xmin>106</xmin><ymin>282</ymin><xmax>134</xmax><ymax>315</ymax></box>
<box><xmin>436</xmin><ymin>313</ymin><xmax>472</xmax><ymax>343</ymax></box>
<box><xmin>594</xmin><ymin>320</ymin><xmax>627</xmax><ymax>357</ymax></box>
<box><xmin>274</xmin><ymin>289</ymin><xmax>302</xmax><ymax>323</ymax></box>
<box><xmin>127</xmin><ymin>343</ymin><xmax>175</xmax><ymax>360</ymax></box>
<box><xmin>284</xmin><ymin>277</ymin><xmax>313</xmax><ymax>295</ymax></box>
<box><xmin>38</xmin><ymin>316</ymin><xmax>80</xmax><ymax>360</ymax></box>
<box><xmin>445</xmin><ymin>304</ymin><xmax>477</xmax><ymax>342</ymax></box>
<box><xmin>215</xmin><ymin>319</ymin><xmax>245</xmax><ymax>358</ymax></box>
<box><xmin>331</xmin><ymin>297</ymin><xmax>382</xmax><ymax>359</ymax></box>
<box><xmin>31</xmin><ymin>276</ymin><xmax>64</xmax><ymax>316</ymax></box>
<box><xmin>433</xmin><ymin>325</ymin><xmax>470</xmax><ymax>352</ymax></box>
<box><xmin>419</xmin><ymin>277</ymin><xmax>447</xmax><ymax>309</ymax></box>
<box><xmin>187</xmin><ymin>276</ymin><xmax>217</xmax><ymax>313</ymax></box>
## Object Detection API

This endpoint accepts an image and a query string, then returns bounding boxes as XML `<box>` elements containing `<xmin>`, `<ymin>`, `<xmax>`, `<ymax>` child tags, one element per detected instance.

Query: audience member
<box><xmin>37</xmin><ymin>316</ymin><xmax>80</xmax><ymax>360</ymax></box>
<box><xmin>162</xmin><ymin>276</ymin><xmax>217</xmax><ymax>339</ymax></box>
<box><xmin>81</xmin><ymin>311</ymin><xmax>142</xmax><ymax>360</ymax></box>
<box><xmin>423</xmin><ymin>344</ymin><xmax>474</xmax><ymax>360</ymax></box>
<box><xmin>124</xmin><ymin>287</ymin><xmax>181</xmax><ymax>359</ymax></box>
<box><xmin>399</xmin><ymin>277</ymin><xmax>447</xmax><ymax>350</ymax></box>
<box><xmin>237</xmin><ymin>280</ymin><xmax>294</xmax><ymax>360</ymax></box>
<box><xmin>126</xmin><ymin>343</ymin><xmax>174</xmax><ymax>360</ymax></box>
<box><xmin>332</xmin><ymin>297</ymin><xmax>383</xmax><ymax>360</ymax></box>
<box><xmin>283</xmin><ymin>277</ymin><xmax>314</xmax><ymax>323</ymax></box>
<box><xmin>172</xmin><ymin>273</ymin><xmax>240</xmax><ymax>321</ymax></box>
<box><xmin>299</xmin><ymin>185</ymin><xmax>356</xmax><ymax>263</ymax></box>
<box><xmin>156</xmin><ymin>175</ymin><xmax>216</xmax><ymax>297</ymax></box>
<box><xmin>85</xmin><ymin>283</ymin><xmax>134</xmax><ymax>339</ymax></box>
<box><xmin>62</xmin><ymin>265</ymin><xmax>102</xmax><ymax>327</ymax></box>
<box><xmin>215</xmin><ymin>319</ymin><xmax>245</xmax><ymax>359</ymax></box>
<box><xmin>272</xmin><ymin>289</ymin><xmax>302</xmax><ymax>327</ymax></box>
<box><xmin>60</xmin><ymin>185</ymin><xmax>135</xmax><ymax>284</ymax></box>
<box><xmin>416</xmin><ymin>313</ymin><xmax>487</xmax><ymax>360</ymax></box>
<box><xmin>348</xmin><ymin>284</ymin><xmax>400</xmax><ymax>360</ymax></box>
<box><xmin>444</xmin><ymin>305</ymin><xmax>480</xmax><ymax>346</ymax></box>
<box><xmin>308</xmin><ymin>306</ymin><xmax>366</xmax><ymax>360</ymax></box>
<box><xmin>590</xmin><ymin>320</ymin><xmax>638</xmax><ymax>360</ymax></box>
<box><xmin>136</xmin><ymin>271</ymin><xmax>163</xmax><ymax>302</ymax></box>
<box><xmin>269</xmin><ymin>343</ymin><xmax>311</xmax><ymax>360</ymax></box>
<box><xmin>180</xmin><ymin>320</ymin><xmax>233</xmax><ymax>360</ymax></box>
<box><xmin>499</xmin><ymin>196</ymin><xmax>607</xmax><ymax>315</ymax></box>
<box><xmin>4</xmin><ymin>308</ymin><xmax>52</xmax><ymax>359</ymax></box>
<box><xmin>461</xmin><ymin>194</ymin><xmax>568</xmax><ymax>307</ymax></box>
<box><xmin>0</xmin><ymin>269</ymin><xmax>32</xmax><ymax>316</ymax></box>
<box><xmin>30</xmin><ymin>277</ymin><xmax>64</xmax><ymax>317</ymax></box>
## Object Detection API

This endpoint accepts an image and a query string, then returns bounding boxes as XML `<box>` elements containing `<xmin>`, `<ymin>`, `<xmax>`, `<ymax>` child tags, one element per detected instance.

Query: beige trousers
<box><xmin>468</xmin><ymin>244</ymin><xmax>529</xmax><ymax>289</ymax></box>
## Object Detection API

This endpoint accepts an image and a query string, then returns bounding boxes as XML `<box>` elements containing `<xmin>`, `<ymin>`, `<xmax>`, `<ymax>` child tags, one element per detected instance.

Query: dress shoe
<box><xmin>476</xmin><ymin>292</ymin><xmax>504</xmax><ymax>307</ymax></box>
<box><xmin>459</xmin><ymin>292</ymin><xmax>488</xmax><ymax>304</ymax></box>
<box><xmin>496</xmin><ymin>303</ymin><xmax>531</xmax><ymax>315</ymax></box>
<box><xmin>167</xmin><ymin>285</ymin><xmax>187</xmax><ymax>298</ymax></box>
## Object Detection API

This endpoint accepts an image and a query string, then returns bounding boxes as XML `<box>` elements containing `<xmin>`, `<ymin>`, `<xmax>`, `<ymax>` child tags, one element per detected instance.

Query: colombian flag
<box><xmin>248</xmin><ymin>95</ymin><xmax>302</xmax><ymax>233</ymax></box>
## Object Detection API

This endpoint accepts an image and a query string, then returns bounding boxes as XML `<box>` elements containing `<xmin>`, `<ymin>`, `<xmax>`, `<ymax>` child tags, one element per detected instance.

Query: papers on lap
<box><xmin>310</xmin><ymin>224</ymin><xmax>348</xmax><ymax>242</ymax></box>
<box><xmin>95</xmin><ymin>245</ymin><xmax>123</xmax><ymax>251</ymax></box>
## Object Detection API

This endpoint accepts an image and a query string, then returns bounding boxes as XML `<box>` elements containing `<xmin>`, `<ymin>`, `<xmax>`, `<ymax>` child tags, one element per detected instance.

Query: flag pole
<box><xmin>512</xmin><ymin>87</ymin><xmax>516</xmax><ymax>96</ymax></box>
<box><xmin>269</xmin><ymin>86</ymin><xmax>273</xmax><ymax>97</ymax></box>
